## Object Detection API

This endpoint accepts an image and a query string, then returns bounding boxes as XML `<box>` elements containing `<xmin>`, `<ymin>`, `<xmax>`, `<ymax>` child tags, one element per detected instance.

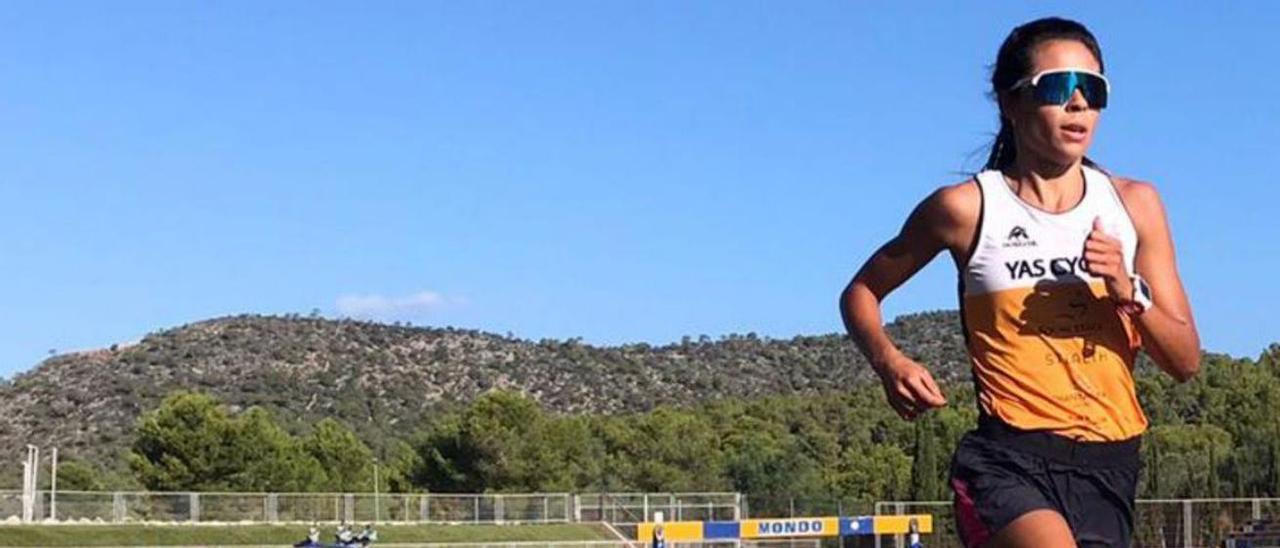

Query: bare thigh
<box><xmin>986</xmin><ymin>509</ymin><xmax>1076</xmax><ymax>548</ymax></box>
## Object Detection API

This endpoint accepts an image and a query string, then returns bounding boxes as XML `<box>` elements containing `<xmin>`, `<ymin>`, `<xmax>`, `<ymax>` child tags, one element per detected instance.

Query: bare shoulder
<box><xmin>922</xmin><ymin>178</ymin><xmax>980</xmax><ymax>223</ymax></box>
<box><xmin>1112</xmin><ymin>176</ymin><xmax>1162</xmax><ymax>205</ymax></box>
<box><xmin>913</xmin><ymin>178</ymin><xmax>980</xmax><ymax>249</ymax></box>
<box><xmin>1110</xmin><ymin>176</ymin><xmax>1168</xmax><ymax>231</ymax></box>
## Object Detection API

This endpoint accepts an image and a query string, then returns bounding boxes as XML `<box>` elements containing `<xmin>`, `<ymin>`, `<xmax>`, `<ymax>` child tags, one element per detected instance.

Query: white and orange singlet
<box><xmin>960</xmin><ymin>165</ymin><xmax>1146</xmax><ymax>441</ymax></box>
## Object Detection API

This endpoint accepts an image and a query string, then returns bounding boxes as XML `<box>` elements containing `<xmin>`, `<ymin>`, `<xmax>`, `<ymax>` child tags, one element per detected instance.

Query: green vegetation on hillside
<box><xmin>0</xmin><ymin>312</ymin><xmax>968</xmax><ymax>486</ymax></box>
<box><xmin>129</xmin><ymin>392</ymin><xmax>417</xmax><ymax>493</ymax></box>
<box><xmin>125</xmin><ymin>341</ymin><xmax>1280</xmax><ymax>503</ymax></box>
<box><xmin>4</xmin><ymin>313</ymin><xmax>1278</xmax><ymax>502</ymax></box>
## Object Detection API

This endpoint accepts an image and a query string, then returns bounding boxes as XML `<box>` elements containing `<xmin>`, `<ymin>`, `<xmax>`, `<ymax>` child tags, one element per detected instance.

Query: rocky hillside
<box><xmin>0</xmin><ymin>311</ymin><xmax>970</xmax><ymax>476</ymax></box>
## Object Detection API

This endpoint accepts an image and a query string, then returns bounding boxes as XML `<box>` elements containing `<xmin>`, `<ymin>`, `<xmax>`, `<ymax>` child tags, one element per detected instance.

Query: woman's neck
<box><xmin>1002</xmin><ymin>156</ymin><xmax>1086</xmax><ymax>213</ymax></box>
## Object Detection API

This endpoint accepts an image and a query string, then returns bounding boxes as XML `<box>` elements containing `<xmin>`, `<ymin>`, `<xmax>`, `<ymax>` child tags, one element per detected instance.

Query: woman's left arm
<box><xmin>1085</xmin><ymin>179</ymin><xmax>1201</xmax><ymax>381</ymax></box>
<box><xmin>1120</xmin><ymin>179</ymin><xmax>1202</xmax><ymax>381</ymax></box>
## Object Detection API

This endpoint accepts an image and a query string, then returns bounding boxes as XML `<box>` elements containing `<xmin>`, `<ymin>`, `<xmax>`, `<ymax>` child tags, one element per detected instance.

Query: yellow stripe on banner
<box><xmin>740</xmin><ymin>517</ymin><xmax>839</xmax><ymax>538</ymax></box>
<box><xmin>872</xmin><ymin>515</ymin><xmax>934</xmax><ymax>535</ymax></box>
<box><xmin>637</xmin><ymin>521</ymin><xmax>704</xmax><ymax>542</ymax></box>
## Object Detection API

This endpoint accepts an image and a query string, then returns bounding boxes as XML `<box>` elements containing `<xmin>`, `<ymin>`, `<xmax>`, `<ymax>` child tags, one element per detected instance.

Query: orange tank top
<box><xmin>960</xmin><ymin>165</ymin><xmax>1146</xmax><ymax>441</ymax></box>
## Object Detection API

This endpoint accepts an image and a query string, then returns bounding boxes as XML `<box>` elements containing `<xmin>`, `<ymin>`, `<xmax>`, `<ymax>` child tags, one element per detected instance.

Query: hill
<box><xmin>0</xmin><ymin>311</ymin><xmax>969</xmax><ymax>478</ymax></box>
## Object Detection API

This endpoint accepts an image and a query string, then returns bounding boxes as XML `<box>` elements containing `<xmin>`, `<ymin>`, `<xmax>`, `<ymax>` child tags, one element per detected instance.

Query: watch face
<box><xmin>1138</xmin><ymin>279</ymin><xmax>1152</xmax><ymax>299</ymax></box>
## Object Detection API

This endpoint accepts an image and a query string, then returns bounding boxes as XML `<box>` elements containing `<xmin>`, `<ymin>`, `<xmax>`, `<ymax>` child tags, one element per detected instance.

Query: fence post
<box><xmin>268</xmin><ymin>493</ymin><xmax>279</xmax><ymax>523</ymax></box>
<box><xmin>1253</xmin><ymin>498</ymin><xmax>1262</xmax><ymax>521</ymax></box>
<box><xmin>789</xmin><ymin>497</ymin><xmax>795</xmax><ymax>518</ymax></box>
<box><xmin>874</xmin><ymin>501</ymin><xmax>883</xmax><ymax>548</ymax></box>
<box><xmin>496</xmin><ymin>494</ymin><xmax>504</xmax><ymax>524</ymax></box>
<box><xmin>544</xmin><ymin>496</ymin><xmax>550</xmax><ymax>523</ymax></box>
<box><xmin>112</xmin><ymin>492</ymin><xmax>125</xmax><ymax>523</ymax></box>
<box><xmin>643</xmin><ymin>494</ymin><xmax>650</xmax><ymax>523</ymax></box>
<box><xmin>1182</xmin><ymin>500</ymin><xmax>1193</xmax><ymax>548</ymax></box>
<box><xmin>189</xmin><ymin>493</ymin><xmax>199</xmax><ymax>523</ymax></box>
<box><xmin>474</xmin><ymin>495</ymin><xmax>480</xmax><ymax>524</ymax></box>
<box><xmin>420</xmin><ymin>495</ymin><xmax>429</xmax><ymax>522</ymax></box>
<box><xmin>573</xmin><ymin>494</ymin><xmax>581</xmax><ymax>522</ymax></box>
<box><xmin>733</xmin><ymin>493</ymin><xmax>741</xmax><ymax>521</ymax></box>
<box><xmin>345</xmin><ymin>494</ymin><xmax>354</xmax><ymax>524</ymax></box>
<box><xmin>404</xmin><ymin>496</ymin><xmax>410</xmax><ymax>523</ymax></box>
<box><xmin>895</xmin><ymin>503</ymin><xmax>906</xmax><ymax>548</ymax></box>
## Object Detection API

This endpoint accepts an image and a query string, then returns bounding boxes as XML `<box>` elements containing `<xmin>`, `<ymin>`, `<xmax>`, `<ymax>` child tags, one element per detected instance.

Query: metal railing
<box><xmin>0</xmin><ymin>491</ymin><xmax>573</xmax><ymax>524</ymax></box>
<box><xmin>875</xmin><ymin>498</ymin><xmax>1280</xmax><ymax>548</ymax></box>
<box><xmin>573</xmin><ymin>493</ymin><xmax>740</xmax><ymax>525</ymax></box>
<box><xmin>740</xmin><ymin>495</ymin><xmax>876</xmax><ymax>519</ymax></box>
<box><xmin>0</xmin><ymin>491</ymin><xmax>739</xmax><ymax>526</ymax></box>
<box><xmin>5</xmin><ymin>487</ymin><xmax>1272</xmax><ymax>548</ymax></box>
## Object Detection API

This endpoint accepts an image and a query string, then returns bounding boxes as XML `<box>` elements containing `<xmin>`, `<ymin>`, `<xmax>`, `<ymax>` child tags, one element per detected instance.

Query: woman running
<box><xmin>839</xmin><ymin>17</ymin><xmax>1200</xmax><ymax>548</ymax></box>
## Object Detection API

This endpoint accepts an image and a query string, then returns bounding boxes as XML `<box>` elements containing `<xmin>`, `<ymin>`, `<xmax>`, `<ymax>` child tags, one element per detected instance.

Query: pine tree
<box><xmin>910</xmin><ymin>417</ymin><xmax>939</xmax><ymax>501</ymax></box>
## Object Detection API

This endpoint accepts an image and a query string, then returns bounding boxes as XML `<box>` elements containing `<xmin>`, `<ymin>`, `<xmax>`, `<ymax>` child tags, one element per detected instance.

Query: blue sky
<box><xmin>2</xmin><ymin>2</ymin><xmax>1277</xmax><ymax>377</ymax></box>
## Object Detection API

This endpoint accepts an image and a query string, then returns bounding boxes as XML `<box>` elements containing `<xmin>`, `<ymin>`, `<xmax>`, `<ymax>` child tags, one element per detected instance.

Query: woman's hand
<box><xmin>1083</xmin><ymin>216</ymin><xmax>1134</xmax><ymax>301</ymax></box>
<box><xmin>875</xmin><ymin>355</ymin><xmax>948</xmax><ymax>420</ymax></box>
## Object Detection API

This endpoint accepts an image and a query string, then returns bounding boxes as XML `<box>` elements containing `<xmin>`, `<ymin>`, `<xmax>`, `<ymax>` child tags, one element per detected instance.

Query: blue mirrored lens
<box><xmin>1033</xmin><ymin>72</ymin><xmax>1108</xmax><ymax>109</ymax></box>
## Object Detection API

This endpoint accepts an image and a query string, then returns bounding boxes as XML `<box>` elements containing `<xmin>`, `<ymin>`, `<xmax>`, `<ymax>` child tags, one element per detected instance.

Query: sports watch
<box><xmin>1117</xmin><ymin>274</ymin><xmax>1153</xmax><ymax>316</ymax></box>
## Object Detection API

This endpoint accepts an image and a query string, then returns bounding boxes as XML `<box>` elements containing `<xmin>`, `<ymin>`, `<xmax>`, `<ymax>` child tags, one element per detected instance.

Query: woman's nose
<box><xmin>1065</xmin><ymin>88</ymin><xmax>1091</xmax><ymax>112</ymax></box>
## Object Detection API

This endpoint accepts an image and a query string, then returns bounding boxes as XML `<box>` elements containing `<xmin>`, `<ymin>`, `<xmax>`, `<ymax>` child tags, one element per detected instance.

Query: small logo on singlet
<box><xmin>1003</xmin><ymin>226</ymin><xmax>1038</xmax><ymax>248</ymax></box>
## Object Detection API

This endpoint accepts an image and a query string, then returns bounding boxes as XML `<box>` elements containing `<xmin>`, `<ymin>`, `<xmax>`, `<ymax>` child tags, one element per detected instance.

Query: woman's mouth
<box><xmin>1062</xmin><ymin>123</ymin><xmax>1089</xmax><ymax>142</ymax></box>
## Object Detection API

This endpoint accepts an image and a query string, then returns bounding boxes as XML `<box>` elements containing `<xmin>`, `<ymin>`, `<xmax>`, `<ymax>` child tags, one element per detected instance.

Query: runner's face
<box><xmin>1003</xmin><ymin>40</ymin><xmax>1103</xmax><ymax>168</ymax></box>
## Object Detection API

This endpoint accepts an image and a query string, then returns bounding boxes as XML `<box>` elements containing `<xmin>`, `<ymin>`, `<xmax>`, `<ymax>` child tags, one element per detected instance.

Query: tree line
<box><xmin>50</xmin><ymin>343</ymin><xmax>1280</xmax><ymax>503</ymax></box>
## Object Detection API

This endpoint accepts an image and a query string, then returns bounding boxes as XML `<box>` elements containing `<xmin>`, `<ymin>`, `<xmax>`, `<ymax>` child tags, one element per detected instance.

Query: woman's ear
<box><xmin>997</xmin><ymin>90</ymin><xmax>1018</xmax><ymax>127</ymax></box>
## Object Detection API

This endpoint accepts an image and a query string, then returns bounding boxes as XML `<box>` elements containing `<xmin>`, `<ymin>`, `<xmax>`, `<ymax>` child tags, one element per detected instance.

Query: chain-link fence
<box><xmin>6</xmin><ymin>488</ymin><xmax>1276</xmax><ymax>548</ymax></box>
<box><xmin>874</xmin><ymin>498</ymin><xmax>1280</xmax><ymax>548</ymax></box>
<box><xmin>0</xmin><ymin>491</ymin><xmax>574</xmax><ymax>524</ymax></box>
<box><xmin>1133</xmin><ymin>498</ymin><xmax>1280</xmax><ymax>548</ymax></box>
<box><xmin>574</xmin><ymin>493</ymin><xmax>740</xmax><ymax>525</ymax></box>
<box><xmin>1</xmin><ymin>491</ymin><xmax>737</xmax><ymax>526</ymax></box>
<box><xmin>741</xmin><ymin>496</ymin><xmax>876</xmax><ymax>520</ymax></box>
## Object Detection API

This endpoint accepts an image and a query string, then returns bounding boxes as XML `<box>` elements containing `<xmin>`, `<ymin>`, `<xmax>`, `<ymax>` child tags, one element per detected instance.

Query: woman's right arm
<box><xmin>838</xmin><ymin>182</ymin><xmax>977</xmax><ymax>420</ymax></box>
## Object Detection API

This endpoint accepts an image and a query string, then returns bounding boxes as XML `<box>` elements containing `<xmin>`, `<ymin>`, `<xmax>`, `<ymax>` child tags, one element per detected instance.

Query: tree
<box><xmin>304</xmin><ymin>418</ymin><xmax>374</xmax><ymax>491</ymax></box>
<box><xmin>414</xmin><ymin>389</ymin><xmax>548</xmax><ymax>492</ymax></box>
<box><xmin>837</xmin><ymin>442</ymin><xmax>912</xmax><ymax>502</ymax></box>
<box><xmin>521</xmin><ymin>416</ymin><xmax>604</xmax><ymax>492</ymax></box>
<box><xmin>910</xmin><ymin>416</ymin><xmax>940</xmax><ymax>501</ymax></box>
<box><xmin>462</xmin><ymin>389</ymin><xmax>547</xmax><ymax>490</ymax></box>
<box><xmin>1144</xmin><ymin>424</ymin><xmax>1232</xmax><ymax>498</ymax></box>
<box><xmin>605</xmin><ymin>407</ymin><xmax>727</xmax><ymax>492</ymax></box>
<box><xmin>129</xmin><ymin>392</ymin><xmax>239</xmax><ymax>491</ymax></box>
<box><xmin>228</xmin><ymin>407</ymin><xmax>324</xmax><ymax>492</ymax></box>
<box><xmin>51</xmin><ymin>460</ymin><xmax>105</xmax><ymax>491</ymax></box>
<box><xmin>722</xmin><ymin>416</ymin><xmax>821</xmax><ymax>497</ymax></box>
<box><xmin>415</xmin><ymin>414</ymin><xmax>480</xmax><ymax>492</ymax></box>
<box><xmin>378</xmin><ymin>439</ymin><xmax>423</xmax><ymax>493</ymax></box>
<box><xmin>129</xmin><ymin>391</ymin><xmax>324</xmax><ymax>491</ymax></box>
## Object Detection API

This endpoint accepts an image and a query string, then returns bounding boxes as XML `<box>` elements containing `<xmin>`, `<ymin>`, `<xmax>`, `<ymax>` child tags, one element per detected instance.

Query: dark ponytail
<box><xmin>984</xmin><ymin>119</ymin><xmax>1017</xmax><ymax>172</ymax></box>
<box><xmin>984</xmin><ymin>17</ymin><xmax>1105</xmax><ymax>171</ymax></box>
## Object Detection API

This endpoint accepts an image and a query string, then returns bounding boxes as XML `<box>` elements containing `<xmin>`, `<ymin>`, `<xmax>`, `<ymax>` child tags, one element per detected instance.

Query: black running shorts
<box><xmin>949</xmin><ymin>415</ymin><xmax>1141</xmax><ymax>548</ymax></box>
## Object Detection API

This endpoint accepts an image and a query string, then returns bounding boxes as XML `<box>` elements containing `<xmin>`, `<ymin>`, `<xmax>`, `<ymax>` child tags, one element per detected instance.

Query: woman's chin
<box><xmin>1045</xmin><ymin>143</ymin><xmax>1090</xmax><ymax>165</ymax></box>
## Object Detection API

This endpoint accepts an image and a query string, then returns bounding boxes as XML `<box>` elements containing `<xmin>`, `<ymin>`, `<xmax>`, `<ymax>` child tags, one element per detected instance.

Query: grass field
<box><xmin>0</xmin><ymin>522</ymin><xmax>616</xmax><ymax>547</ymax></box>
